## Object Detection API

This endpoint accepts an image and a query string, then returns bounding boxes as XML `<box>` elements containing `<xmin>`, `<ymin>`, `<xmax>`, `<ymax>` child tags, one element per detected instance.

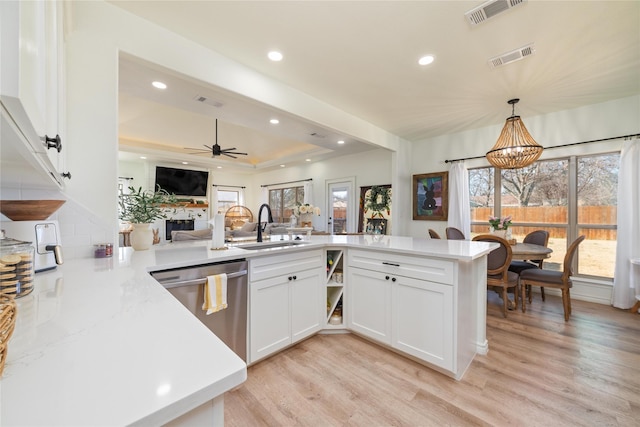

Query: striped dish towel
<box><xmin>203</xmin><ymin>273</ymin><xmax>228</xmax><ymax>314</ymax></box>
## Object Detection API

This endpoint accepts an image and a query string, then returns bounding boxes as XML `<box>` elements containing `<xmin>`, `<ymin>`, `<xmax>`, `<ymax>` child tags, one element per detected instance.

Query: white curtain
<box><xmin>447</xmin><ymin>162</ymin><xmax>471</xmax><ymax>239</ymax></box>
<box><xmin>612</xmin><ymin>139</ymin><xmax>640</xmax><ymax>309</ymax></box>
<box><xmin>238</xmin><ymin>187</ymin><xmax>245</xmax><ymax>206</ymax></box>
<box><xmin>303</xmin><ymin>181</ymin><xmax>313</xmax><ymax>204</ymax></box>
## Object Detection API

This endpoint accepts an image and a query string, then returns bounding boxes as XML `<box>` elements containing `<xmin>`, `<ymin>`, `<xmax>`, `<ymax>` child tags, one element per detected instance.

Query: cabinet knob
<box><xmin>288</xmin><ymin>276</ymin><xmax>293</xmax><ymax>281</ymax></box>
<box><xmin>392</xmin><ymin>277</ymin><xmax>397</xmax><ymax>282</ymax></box>
<box><xmin>45</xmin><ymin>134</ymin><xmax>62</xmax><ymax>153</ymax></box>
<box><xmin>292</xmin><ymin>275</ymin><xmax>297</xmax><ymax>280</ymax></box>
<box><xmin>385</xmin><ymin>275</ymin><xmax>390</xmax><ymax>280</ymax></box>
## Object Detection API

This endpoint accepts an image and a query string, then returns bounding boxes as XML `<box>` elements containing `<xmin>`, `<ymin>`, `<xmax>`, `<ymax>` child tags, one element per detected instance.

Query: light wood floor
<box><xmin>225</xmin><ymin>293</ymin><xmax>640</xmax><ymax>426</ymax></box>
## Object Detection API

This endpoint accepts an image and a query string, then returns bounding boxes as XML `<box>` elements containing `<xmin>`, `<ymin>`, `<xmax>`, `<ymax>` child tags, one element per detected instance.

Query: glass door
<box><xmin>327</xmin><ymin>179</ymin><xmax>355</xmax><ymax>235</ymax></box>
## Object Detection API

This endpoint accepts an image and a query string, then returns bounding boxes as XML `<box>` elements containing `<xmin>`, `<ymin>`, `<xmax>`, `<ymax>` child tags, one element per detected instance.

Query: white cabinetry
<box><xmin>392</xmin><ymin>275</ymin><xmax>453</xmax><ymax>370</ymax></box>
<box><xmin>249</xmin><ymin>249</ymin><xmax>323</xmax><ymax>364</ymax></box>
<box><xmin>348</xmin><ymin>249</ymin><xmax>458</xmax><ymax>374</ymax></box>
<box><xmin>0</xmin><ymin>0</ymin><xmax>66</xmax><ymax>188</ymax></box>
<box><xmin>348</xmin><ymin>267</ymin><xmax>391</xmax><ymax>344</ymax></box>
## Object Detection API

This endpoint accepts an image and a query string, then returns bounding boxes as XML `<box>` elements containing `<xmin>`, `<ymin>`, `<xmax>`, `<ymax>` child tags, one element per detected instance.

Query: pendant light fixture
<box><xmin>486</xmin><ymin>98</ymin><xmax>543</xmax><ymax>169</ymax></box>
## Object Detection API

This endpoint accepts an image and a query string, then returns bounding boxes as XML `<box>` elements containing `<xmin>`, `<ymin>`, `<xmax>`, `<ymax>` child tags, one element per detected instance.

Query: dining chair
<box><xmin>445</xmin><ymin>227</ymin><xmax>465</xmax><ymax>240</ymax></box>
<box><xmin>509</xmin><ymin>230</ymin><xmax>550</xmax><ymax>299</ymax></box>
<box><xmin>472</xmin><ymin>234</ymin><xmax>519</xmax><ymax>317</ymax></box>
<box><xmin>519</xmin><ymin>235</ymin><xmax>586</xmax><ymax>321</ymax></box>
<box><xmin>428</xmin><ymin>229</ymin><xmax>441</xmax><ymax>239</ymax></box>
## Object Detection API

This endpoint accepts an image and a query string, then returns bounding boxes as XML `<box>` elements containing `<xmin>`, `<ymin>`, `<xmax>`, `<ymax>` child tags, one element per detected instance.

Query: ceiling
<box><xmin>113</xmin><ymin>0</ymin><xmax>640</xmax><ymax>172</ymax></box>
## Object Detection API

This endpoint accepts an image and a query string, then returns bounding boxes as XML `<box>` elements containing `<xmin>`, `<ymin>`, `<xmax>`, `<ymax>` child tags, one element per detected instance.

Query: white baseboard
<box><xmin>530</xmin><ymin>276</ymin><xmax>612</xmax><ymax>306</ymax></box>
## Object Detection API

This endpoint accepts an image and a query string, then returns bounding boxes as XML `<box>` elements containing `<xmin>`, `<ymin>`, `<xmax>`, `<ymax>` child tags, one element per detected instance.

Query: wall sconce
<box><xmin>486</xmin><ymin>98</ymin><xmax>543</xmax><ymax>169</ymax></box>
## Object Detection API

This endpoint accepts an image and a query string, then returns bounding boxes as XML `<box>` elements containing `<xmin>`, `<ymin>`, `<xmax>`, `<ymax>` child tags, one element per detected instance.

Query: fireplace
<box><xmin>165</xmin><ymin>219</ymin><xmax>195</xmax><ymax>241</ymax></box>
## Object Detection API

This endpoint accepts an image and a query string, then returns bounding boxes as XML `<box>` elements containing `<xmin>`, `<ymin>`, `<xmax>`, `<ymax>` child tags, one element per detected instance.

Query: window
<box><xmin>269</xmin><ymin>186</ymin><xmax>304</xmax><ymax>223</ymax></box>
<box><xmin>217</xmin><ymin>190</ymin><xmax>239</xmax><ymax>215</ymax></box>
<box><xmin>577</xmin><ymin>153</ymin><xmax>619</xmax><ymax>277</ymax></box>
<box><xmin>469</xmin><ymin>152</ymin><xmax>619</xmax><ymax>279</ymax></box>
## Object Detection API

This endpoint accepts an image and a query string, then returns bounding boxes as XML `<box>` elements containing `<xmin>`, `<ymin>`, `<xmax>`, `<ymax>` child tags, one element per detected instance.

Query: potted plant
<box><xmin>119</xmin><ymin>186</ymin><xmax>177</xmax><ymax>250</ymax></box>
<box><xmin>293</xmin><ymin>203</ymin><xmax>321</xmax><ymax>228</ymax></box>
<box><xmin>488</xmin><ymin>215</ymin><xmax>512</xmax><ymax>240</ymax></box>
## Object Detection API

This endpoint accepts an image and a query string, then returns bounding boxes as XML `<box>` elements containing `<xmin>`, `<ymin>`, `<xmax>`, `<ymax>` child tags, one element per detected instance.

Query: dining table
<box><xmin>510</xmin><ymin>242</ymin><xmax>553</xmax><ymax>261</ymax></box>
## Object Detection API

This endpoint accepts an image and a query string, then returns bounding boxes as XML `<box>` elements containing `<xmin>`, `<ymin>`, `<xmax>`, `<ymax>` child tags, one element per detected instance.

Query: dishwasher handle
<box><xmin>159</xmin><ymin>269</ymin><xmax>247</xmax><ymax>289</ymax></box>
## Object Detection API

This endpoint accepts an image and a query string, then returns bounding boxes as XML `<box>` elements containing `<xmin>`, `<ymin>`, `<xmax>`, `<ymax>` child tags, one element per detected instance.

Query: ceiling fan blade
<box><xmin>221</xmin><ymin>148</ymin><xmax>247</xmax><ymax>156</ymax></box>
<box><xmin>223</xmin><ymin>152</ymin><xmax>238</xmax><ymax>159</ymax></box>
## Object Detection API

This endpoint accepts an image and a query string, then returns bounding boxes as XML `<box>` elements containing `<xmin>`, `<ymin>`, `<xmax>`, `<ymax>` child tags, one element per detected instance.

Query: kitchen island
<box><xmin>0</xmin><ymin>235</ymin><xmax>495</xmax><ymax>426</ymax></box>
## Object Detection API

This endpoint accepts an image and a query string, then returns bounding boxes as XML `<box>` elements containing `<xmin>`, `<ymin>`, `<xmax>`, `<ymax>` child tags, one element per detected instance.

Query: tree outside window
<box><xmin>269</xmin><ymin>186</ymin><xmax>304</xmax><ymax>223</ymax></box>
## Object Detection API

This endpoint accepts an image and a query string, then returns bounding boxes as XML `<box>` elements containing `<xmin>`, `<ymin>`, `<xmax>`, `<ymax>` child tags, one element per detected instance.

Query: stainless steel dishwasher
<box><xmin>150</xmin><ymin>259</ymin><xmax>248</xmax><ymax>361</ymax></box>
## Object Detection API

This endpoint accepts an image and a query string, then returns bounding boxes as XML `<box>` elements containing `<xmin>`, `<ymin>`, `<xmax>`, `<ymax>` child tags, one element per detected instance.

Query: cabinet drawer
<box><xmin>348</xmin><ymin>249</ymin><xmax>454</xmax><ymax>285</ymax></box>
<box><xmin>250</xmin><ymin>249</ymin><xmax>322</xmax><ymax>282</ymax></box>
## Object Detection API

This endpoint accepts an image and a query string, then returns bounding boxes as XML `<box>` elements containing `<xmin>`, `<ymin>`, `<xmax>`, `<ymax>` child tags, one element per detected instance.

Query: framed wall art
<box><xmin>413</xmin><ymin>172</ymin><xmax>448</xmax><ymax>221</ymax></box>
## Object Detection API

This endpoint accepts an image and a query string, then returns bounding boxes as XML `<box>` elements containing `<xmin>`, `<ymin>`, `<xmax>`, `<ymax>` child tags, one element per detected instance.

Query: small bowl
<box><xmin>0</xmin><ymin>200</ymin><xmax>66</xmax><ymax>221</ymax></box>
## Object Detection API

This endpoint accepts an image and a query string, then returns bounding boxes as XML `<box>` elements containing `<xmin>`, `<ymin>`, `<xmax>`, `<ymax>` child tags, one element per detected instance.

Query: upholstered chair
<box><xmin>445</xmin><ymin>227</ymin><xmax>465</xmax><ymax>240</ymax></box>
<box><xmin>473</xmin><ymin>234</ymin><xmax>519</xmax><ymax>317</ymax></box>
<box><xmin>519</xmin><ymin>235</ymin><xmax>586</xmax><ymax>321</ymax></box>
<box><xmin>509</xmin><ymin>230</ymin><xmax>550</xmax><ymax>300</ymax></box>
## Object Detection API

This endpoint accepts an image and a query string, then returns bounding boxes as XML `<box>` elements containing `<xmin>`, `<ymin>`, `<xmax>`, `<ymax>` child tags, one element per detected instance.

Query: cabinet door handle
<box><xmin>382</xmin><ymin>262</ymin><xmax>400</xmax><ymax>267</ymax></box>
<box><xmin>45</xmin><ymin>134</ymin><xmax>62</xmax><ymax>153</ymax></box>
<box><xmin>61</xmin><ymin>172</ymin><xmax>72</xmax><ymax>180</ymax></box>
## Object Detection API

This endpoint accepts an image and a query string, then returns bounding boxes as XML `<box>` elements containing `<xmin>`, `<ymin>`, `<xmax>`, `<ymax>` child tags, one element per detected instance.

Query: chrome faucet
<box><xmin>256</xmin><ymin>203</ymin><xmax>273</xmax><ymax>242</ymax></box>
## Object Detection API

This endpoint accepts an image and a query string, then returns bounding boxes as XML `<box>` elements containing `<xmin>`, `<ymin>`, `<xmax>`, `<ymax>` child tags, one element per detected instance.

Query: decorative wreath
<box><xmin>365</xmin><ymin>185</ymin><xmax>391</xmax><ymax>215</ymax></box>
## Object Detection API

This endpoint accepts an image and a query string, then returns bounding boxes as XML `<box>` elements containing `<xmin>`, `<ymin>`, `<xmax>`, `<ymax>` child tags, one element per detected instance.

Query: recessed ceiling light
<box><xmin>280</xmin><ymin>164</ymin><xmax>285</xmax><ymax>168</ymax></box>
<box><xmin>140</xmin><ymin>156</ymin><xmax>147</xmax><ymax>159</ymax></box>
<box><xmin>217</xmin><ymin>166</ymin><xmax>222</xmax><ymax>169</ymax></box>
<box><xmin>182</xmin><ymin>161</ymin><xmax>188</xmax><ymax>165</ymax></box>
<box><xmin>270</xmin><ymin>119</ymin><xmax>280</xmax><ymax>124</ymax></box>
<box><xmin>268</xmin><ymin>51</ymin><xmax>283</xmax><ymax>61</ymax></box>
<box><xmin>305</xmin><ymin>158</ymin><xmax>311</xmax><ymax>162</ymax></box>
<box><xmin>152</xmin><ymin>81</ymin><xmax>167</xmax><ymax>89</ymax></box>
<box><xmin>337</xmin><ymin>140</ymin><xmax>345</xmax><ymax>145</ymax></box>
<box><xmin>418</xmin><ymin>55</ymin><xmax>435</xmax><ymax>66</ymax></box>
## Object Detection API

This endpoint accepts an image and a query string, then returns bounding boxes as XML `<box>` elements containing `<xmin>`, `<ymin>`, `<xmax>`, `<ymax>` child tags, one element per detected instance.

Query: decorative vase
<box><xmin>130</xmin><ymin>223</ymin><xmax>154</xmax><ymax>250</ymax></box>
<box><xmin>490</xmin><ymin>227</ymin><xmax>508</xmax><ymax>239</ymax></box>
<box><xmin>299</xmin><ymin>213</ymin><xmax>313</xmax><ymax>228</ymax></box>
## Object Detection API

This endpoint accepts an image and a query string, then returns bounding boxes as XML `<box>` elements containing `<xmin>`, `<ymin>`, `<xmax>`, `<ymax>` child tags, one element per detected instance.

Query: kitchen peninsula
<box><xmin>1</xmin><ymin>235</ymin><xmax>495</xmax><ymax>426</ymax></box>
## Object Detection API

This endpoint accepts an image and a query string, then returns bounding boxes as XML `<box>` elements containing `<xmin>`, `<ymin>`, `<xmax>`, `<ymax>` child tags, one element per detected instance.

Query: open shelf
<box><xmin>325</xmin><ymin>248</ymin><xmax>345</xmax><ymax>328</ymax></box>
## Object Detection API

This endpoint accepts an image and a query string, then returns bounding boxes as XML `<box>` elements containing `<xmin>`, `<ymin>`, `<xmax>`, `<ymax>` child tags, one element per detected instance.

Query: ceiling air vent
<box><xmin>309</xmin><ymin>132</ymin><xmax>326</xmax><ymax>138</ymax></box>
<box><xmin>488</xmin><ymin>43</ymin><xmax>535</xmax><ymax>69</ymax></box>
<box><xmin>465</xmin><ymin>0</ymin><xmax>527</xmax><ymax>26</ymax></box>
<box><xmin>194</xmin><ymin>95</ymin><xmax>223</xmax><ymax>108</ymax></box>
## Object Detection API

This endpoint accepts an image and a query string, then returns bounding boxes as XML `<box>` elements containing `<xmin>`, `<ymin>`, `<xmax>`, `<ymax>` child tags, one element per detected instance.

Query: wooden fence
<box><xmin>470</xmin><ymin>206</ymin><xmax>617</xmax><ymax>240</ymax></box>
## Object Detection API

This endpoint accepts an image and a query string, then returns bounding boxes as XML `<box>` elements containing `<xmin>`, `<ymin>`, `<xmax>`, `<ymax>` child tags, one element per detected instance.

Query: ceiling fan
<box><xmin>185</xmin><ymin>119</ymin><xmax>248</xmax><ymax>159</ymax></box>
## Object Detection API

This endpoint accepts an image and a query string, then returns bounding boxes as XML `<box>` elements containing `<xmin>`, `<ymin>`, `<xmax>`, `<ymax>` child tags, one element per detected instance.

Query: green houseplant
<box><xmin>119</xmin><ymin>186</ymin><xmax>177</xmax><ymax>250</ymax></box>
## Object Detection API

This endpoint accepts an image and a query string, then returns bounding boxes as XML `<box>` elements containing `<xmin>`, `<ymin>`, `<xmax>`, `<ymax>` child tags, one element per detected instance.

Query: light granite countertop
<box><xmin>0</xmin><ymin>234</ymin><xmax>495</xmax><ymax>426</ymax></box>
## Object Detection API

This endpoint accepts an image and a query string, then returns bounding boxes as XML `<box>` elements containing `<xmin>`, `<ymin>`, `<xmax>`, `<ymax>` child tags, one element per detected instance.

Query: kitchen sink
<box><xmin>236</xmin><ymin>240</ymin><xmax>311</xmax><ymax>251</ymax></box>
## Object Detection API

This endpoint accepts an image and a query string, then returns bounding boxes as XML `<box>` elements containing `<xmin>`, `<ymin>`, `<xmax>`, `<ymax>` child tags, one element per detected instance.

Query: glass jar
<box><xmin>94</xmin><ymin>243</ymin><xmax>113</xmax><ymax>258</ymax></box>
<box><xmin>0</xmin><ymin>230</ymin><xmax>36</xmax><ymax>298</ymax></box>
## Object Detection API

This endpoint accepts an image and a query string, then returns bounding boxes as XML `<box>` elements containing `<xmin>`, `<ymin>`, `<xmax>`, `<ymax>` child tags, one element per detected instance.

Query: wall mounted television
<box><xmin>154</xmin><ymin>166</ymin><xmax>209</xmax><ymax>197</ymax></box>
